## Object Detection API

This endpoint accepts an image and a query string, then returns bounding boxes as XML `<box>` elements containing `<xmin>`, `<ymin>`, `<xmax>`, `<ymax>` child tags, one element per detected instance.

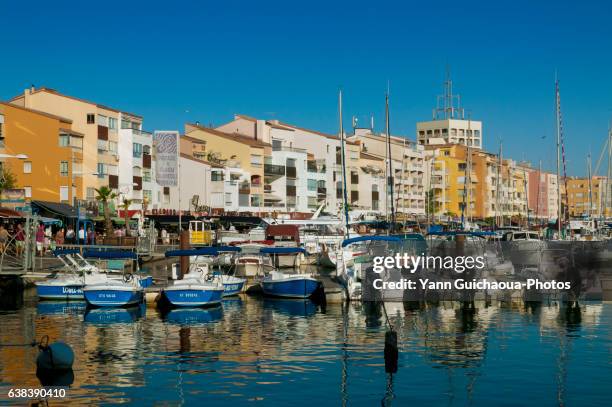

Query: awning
<box><xmin>0</xmin><ymin>207</ymin><xmax>24</xmax><ymax>218</ymax></box>
<box><xmin>31</xmin><ymin>200</ymin><xmax>78</xmax><ymax>219</ymax></box>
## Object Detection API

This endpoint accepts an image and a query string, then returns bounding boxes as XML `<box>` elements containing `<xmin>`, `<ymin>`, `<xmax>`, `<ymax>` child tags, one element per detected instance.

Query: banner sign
<box><xmin>153</xmin><ymin>131</ymin><xmax>179</xmax><ymax>187</ymax></box>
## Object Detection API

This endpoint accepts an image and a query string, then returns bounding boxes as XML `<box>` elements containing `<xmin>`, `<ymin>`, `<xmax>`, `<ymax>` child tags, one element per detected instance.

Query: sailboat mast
<box><xmin>555</xmin><ymin>79</ymin><xmax>562</xmax><ymax>237</ymax></box>
<box><xmin>587</xmin><ymin>153</ymin><xmax>593</xmax><ymax>221</ymax></box>
<box><xmin>339</xmin><ymin>90</ymin><xmax>350</xmax><ymax>237</ymax></box>
<box><xmin>385</xmin><ymin>92</ymin><xmax>396</xmax><ymax>232</ymax></box>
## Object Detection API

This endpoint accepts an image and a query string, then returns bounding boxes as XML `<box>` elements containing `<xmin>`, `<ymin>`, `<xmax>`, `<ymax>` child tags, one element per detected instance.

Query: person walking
<box><xmin>36</xmin><ymin>223</ymin><xmax>45</xmax><ymax>256</ymax></box>
<box><xmin>0</xmin><ymin>225</ymin><xmax>9</xmax><ymax>254</ymax></box>
<box><xmin>15</xmin><ymin>223</ymin><xmax>25</xmax><ymax>257</ymax></box>
<box><xmin>55</xmin><ymin>228</ymin><xmax>65</xmax><ymax>246</ymax></box>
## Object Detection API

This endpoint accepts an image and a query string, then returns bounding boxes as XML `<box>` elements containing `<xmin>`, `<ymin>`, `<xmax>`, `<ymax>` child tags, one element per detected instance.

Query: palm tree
<box><xmin>120</xmin><ymin>196</ymin><xmax>133</xmax><ymax>232</ymax></box>
<box><xmin>95</xmin><ymin>186</ymin><xmax>117</xmax><ymax>235</ymax></box>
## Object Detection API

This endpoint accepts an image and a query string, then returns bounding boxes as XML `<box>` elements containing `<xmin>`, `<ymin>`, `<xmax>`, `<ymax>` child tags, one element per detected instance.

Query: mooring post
<box><xmin>179</xmin><ymin>230</ymin><xmax>190</xmax><ymax>279</ymax></box>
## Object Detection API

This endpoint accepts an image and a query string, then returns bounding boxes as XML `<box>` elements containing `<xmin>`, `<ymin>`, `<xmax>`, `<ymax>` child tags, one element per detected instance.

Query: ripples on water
<box><xmin>0</xmin><ymin>288</ymin><xmax>611</xmax><ymax>406</ymax></box>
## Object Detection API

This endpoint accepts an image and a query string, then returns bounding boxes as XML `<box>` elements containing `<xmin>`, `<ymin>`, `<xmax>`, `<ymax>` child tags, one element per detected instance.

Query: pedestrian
<box><xmin>78</xmin><ymin>226</ymin><xmax>85</xmax><ymax>245</ymax></box>
<box><xmin>15</xmin><ymin>223</ymin><xmax>25</xmax><ymax>257</ymax></box>
<box><xmin>66</xmin><ymin>226</ymin><xmax>75</xmax><ymax>244</ymax></box>
<box><xmin>88</xmin><ymin>228</ymin><xmax>96</xmax><ymax>245</ymax></box>
<box><xmin>55</xmin><ymin>228</ymin><xmax>65</xmax><ymax>246</ymax></box>
<box><xmin>36</xmin><ymin>223</ymin><xmax>45</xmax><ymax>256</ymax></box>
<box><xmin>0</xmin><ymin>225</ymin><xmax>9</xmax><ymax>254</ymax></box>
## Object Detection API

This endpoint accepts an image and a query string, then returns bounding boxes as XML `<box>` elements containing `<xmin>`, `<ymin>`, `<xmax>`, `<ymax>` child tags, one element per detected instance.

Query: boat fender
<box><xmin>36</xmin><ymin>336</ymin><xmax>74</xmax><ymax>371</ymax></box>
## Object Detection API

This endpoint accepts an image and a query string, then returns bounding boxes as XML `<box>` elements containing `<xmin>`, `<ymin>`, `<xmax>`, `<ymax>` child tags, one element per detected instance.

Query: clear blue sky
<box><xmin>2</xmin><ymin>0</ymin><xmax>612</xmax><ymax>175</ymax></box>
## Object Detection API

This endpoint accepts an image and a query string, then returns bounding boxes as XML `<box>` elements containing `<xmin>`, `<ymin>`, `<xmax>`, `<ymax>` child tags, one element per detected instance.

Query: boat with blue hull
<box><xmin>83</xmin><ymin>277</ymin><xmax>144</xmax><ymax>307</ymax></box>
<box><xmin>221</xmin><ymin>275</ymin><xmax>246</xmax><ymax>296</ymax></box>
<box><xmin>36</xmin><ymin>249</ymin><xmax>110</xmax><ymax>301</ymax></box>
<box><xmin>163</xmin><ymin>248</ymin><xmax>227</xmax><ymax>307</ymax></box>
<box><xmin>259</xmin><ymin>247</ymin><xmax>320</xmax><ymax>298</ymax></box>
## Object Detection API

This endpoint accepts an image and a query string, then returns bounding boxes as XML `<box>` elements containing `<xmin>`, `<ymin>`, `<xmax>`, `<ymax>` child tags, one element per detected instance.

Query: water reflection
<box><xmin>84</xmin><ymin>303</ymin><xmax>146</xmax><ymax>324</ymax></box>
<box><xmin>0</xmin><ymin>292</ymin><xmax>609</xmax><ymax>406</ymax></box>
<box><xmin>161</xmin><ymin>306</ymin><xmax>224</xmax><ymax>325</ymax></box>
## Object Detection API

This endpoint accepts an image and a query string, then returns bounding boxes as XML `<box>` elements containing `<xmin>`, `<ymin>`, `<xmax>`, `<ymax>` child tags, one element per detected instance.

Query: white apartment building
<box><xmin>117</xmin><ymin>113</ymin><xmax>158</xmax><ymax>215</ymax></box>
<box><xmin>348</xmin><ymin>128</ymin><xmax>426</xmax><ymax>217</ymax></box>
<box><xmin>217</xmin><ymin>115</ymin><xmax>361</xmax><ymax>215</ymax></box>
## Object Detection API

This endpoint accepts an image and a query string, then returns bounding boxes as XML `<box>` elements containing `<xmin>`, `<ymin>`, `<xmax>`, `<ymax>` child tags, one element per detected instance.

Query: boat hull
<box><xmin>36</xmin><ymin>284</ymin><xmax>84</xmax><ymax>300</ymax></box>
<box><xmin>222</xmin><ymin>277</ymin><xmax>246</xmax><ymax>297</ymax></box>
<box><xmin>162</xmin><ymin>287</ymin><xmax>224</xmax><ymax>307</ymax></box>
<box><xmin>84</xmin><ymin>287</ymin><xmax>144</xmax><ymax>307</ymax></box>
<box><xmin>262</xmin><ymin>277</ymin><xmax>319</xmax><ymax>298</ymax></box>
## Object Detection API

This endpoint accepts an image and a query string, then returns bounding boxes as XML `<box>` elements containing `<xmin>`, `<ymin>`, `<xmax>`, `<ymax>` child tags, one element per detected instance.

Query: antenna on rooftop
<box><xmin>434</xmin><ymin>67</ymin><xmax>464</xmax><ymax>120</ymax></box>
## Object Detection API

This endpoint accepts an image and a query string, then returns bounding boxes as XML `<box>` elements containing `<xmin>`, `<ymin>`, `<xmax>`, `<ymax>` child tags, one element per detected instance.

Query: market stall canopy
<box><xmin>0</xmin><ymin>207</ymin><xmax>24</xmax><ymax>218</ymax></box>
<box><xmin>31</xmin><ymin>200</ymin><xmax>78</xmax><ymax>219</ymax></box>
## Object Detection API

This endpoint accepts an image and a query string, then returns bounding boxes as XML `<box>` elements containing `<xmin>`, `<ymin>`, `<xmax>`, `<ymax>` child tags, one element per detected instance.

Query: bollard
<box><xmin>384</xmin><ymin>330</ymin><xmax>398</xmax><ymax>374</ymax></box>
<box><xmin>179</xmin><ymin>230</ymin><xmax>190</xmax><ymax>279</ymax></box>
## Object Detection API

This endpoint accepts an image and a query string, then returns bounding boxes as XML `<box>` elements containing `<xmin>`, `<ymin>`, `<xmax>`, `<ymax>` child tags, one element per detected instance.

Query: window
<box><xmin>109</xmin><ymin>141</ymin><xmax>118</xmax><ymax>154</ymax></box>
<box><xmin>108</xmin><ymin>117</ymin><xmax>117</xmax><ymax>130</ymax></box>
<box><xmin>60</xmin><ymin>161</ymin><xmax>69</xmax><ymax>177</ymax></box>
<box><xmin>59</xmin><ymin>134</ymin><xmax>70</xmax><ymax>147</ymax></box>
<box><xmin>23</xmin><ymin>161</ymin><xmax>32</xmax><ymax>174</ymax></box>
<box><xmin>211</xmin><ymin>171</ymin><xmax>224</xmax><ymax>181</ymax></box>
<box><xmin>307</xmin><ymin>179</ymin><xmax>317</xmax><ymax>191</ymax></box>
<box><xmin>143</xmin><ymin>170</ymin><xmax>151</xmax><ymax>182</ymax></box>
<box><xmin>24</xmin><ymin>186</ymin><xmax>32</xmax><ymax>198</ymax></box>
<box><xmin>272</xmin><ymin>139</ymin><xmax>282</xmax><ymax>150</ymax></box>
<box><xmin>133</xmin><ymin>143</ymin><xmax>143</xmax><ymax>158</ymax></box>
<box><xmin>251</xmin><ymin>194</ymin><xmax>261</xmax><ymax>207</ymax></box>
<box><xmin>87</xmin><ymin>114</ymin><xmax>95</xmax><ymax>124</ymax></box>
<box><xmin>87</xmin><ymin>187</ymin><xmax>95</xmax><ymax>200</ymax></box>
<box><xmin>97</xmin><ymin>114</ymin><xmax>108</xmax><ymax>127</ymax></box>
<box><xmin>143</xmin><ymin>145</ymin><xmax>151</xmax><ymax>155</ymax></box>
<box><xmin>60</xmin><ymin>186</ymin><xmax>69</xmax><ymax>202</ymax></box>
<box><xmin>225</xmin><ymin>193</ymin><xmax>232</xmax><ymax>205</ymax></box>
<box><xmin>143</xmin><ymin>189</ymin><xmax>152</xmax><ymax>203</ymax></box>
<box><xmin>250</xmin><ymin>154</ymin><xmax>262</xmax><ymax>166</ymax></box>
<box><xmin>97</xmin><ymin>163</ymin><xmax>106</xmax><ymax>177</ymax></box>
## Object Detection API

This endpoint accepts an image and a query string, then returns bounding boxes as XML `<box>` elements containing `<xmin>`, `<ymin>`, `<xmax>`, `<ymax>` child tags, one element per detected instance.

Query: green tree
<box><xmin>95</xmin><ymin>186</ymin><xmax>117</xmax><ymax>235</ymax></box>
<box><xmin>0</xmin><ymin>165</ymin><xmax>18</xmax><ymax>196</ymax></box>
<box><xmin>120</xmin><ymin>197</ymin><xmax>133</xmax><ymax>232</ymax></box>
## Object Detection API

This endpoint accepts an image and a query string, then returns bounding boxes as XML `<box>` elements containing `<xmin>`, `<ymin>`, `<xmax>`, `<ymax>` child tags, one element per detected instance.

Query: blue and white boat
<box><xmin>221</xmin><ymin>275</ymin><xmax>246</xmax><ymax>296</ymax></box>
<box><xmin>260</xmin><ymin>247</ymin><xmax>319</xmax><ymax>298</ymax></box>
<box><xmin>162</xmin><ymin>248</ymin><xmax>225</xmax><ymax>307</ymax></box>
<box><xmin>82</xmin><ymin>250</ymin><xmax>144</xmax><ymax>307</ymax></box>
<box><xmin>36</xmin><ymin>249</ymin><xmax>106</xmax><ymax>301</ymax></box>
<box><xmin>83</xmin><ymin>274</ymin><xmax>144</xmax><ymax>307</ymax></box>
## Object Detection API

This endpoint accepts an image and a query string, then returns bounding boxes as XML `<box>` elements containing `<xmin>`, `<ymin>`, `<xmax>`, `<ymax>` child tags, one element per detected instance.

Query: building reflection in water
<box><xmin>0</xmin><ymin>288</ymin><xmax>607</xmax><ymax>405</ymax></box>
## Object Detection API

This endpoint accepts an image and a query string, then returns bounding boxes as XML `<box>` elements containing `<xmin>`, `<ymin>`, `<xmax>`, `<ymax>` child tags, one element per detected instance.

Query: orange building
<box><xmin>0</xmin><ymin>102</ymin><xmax>84</xmax><ymax>203</ymax></box>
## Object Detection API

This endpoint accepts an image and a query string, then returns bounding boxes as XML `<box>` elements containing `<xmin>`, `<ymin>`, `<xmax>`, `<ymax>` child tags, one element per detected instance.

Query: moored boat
<box><xmin>260</xmin><ymin>247</ymin><xmax>319</xmax><ymax>298</ymax></box>
<box><xmin>162</xmin><ymin>248</ymin><xmax>226</xmax><ymax>307</ymax></box>
<box><xmin>83</xmin><ymin>274</ymin><xmax>144</xmax><ymax>307</ymax></box>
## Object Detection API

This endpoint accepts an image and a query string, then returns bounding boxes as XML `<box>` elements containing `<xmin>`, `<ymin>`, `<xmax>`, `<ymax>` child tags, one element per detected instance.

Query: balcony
<box><xmin>286</xmin><ymin>166</ymin><xmax>297</xmax><ymax>179</ymax></box>
<box><xmin>264</xmin><ymin>164</ymin><xmax>285</xmax><ymax>176</ymax></box>
<box><xmin>317</xmin><ymin>187</ymin><xmax>327</xmax><ymax>196</ymax></box>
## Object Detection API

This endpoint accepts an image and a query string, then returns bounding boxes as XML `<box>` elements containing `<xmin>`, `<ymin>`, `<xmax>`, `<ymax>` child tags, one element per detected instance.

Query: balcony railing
<box><xmin>264</xmin><ymin>164</ymin><xmax>285</xmax><ymax>176</ymax></box>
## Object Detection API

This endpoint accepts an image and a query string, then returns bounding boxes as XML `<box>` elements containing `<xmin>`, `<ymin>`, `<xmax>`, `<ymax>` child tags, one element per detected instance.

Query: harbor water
<box><xmin>1</xmin><ymin>288</ymin><xmax>611</xmax><ymax>405</ymax></box>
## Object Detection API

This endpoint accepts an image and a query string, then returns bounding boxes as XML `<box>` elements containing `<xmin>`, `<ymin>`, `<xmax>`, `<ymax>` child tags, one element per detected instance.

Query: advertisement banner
<box><xmin>153</xmin><ymin>130</ymin><xmax>179</xmax><ymax>187</ymax></box>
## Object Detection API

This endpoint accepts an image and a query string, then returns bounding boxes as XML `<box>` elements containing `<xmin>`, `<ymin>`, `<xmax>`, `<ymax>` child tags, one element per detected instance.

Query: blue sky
<box><xmin>2</xmin><ymin>0</ymin><xmax>612</xmax><ymax>175</ymax></box>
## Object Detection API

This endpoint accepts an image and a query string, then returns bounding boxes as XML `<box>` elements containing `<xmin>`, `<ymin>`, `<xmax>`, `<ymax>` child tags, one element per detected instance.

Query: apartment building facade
<box><xmin>9</xmin><ymin>87</ymin><xmax>151</xmax><ymax>214</ymax></box>
<box><xmin>348</xmin><ymin>128</ymin><xmax>426</xmax><ymax>218</ymax></box>
<box><xmin>0</xmin><ymin>102</ymin><xmax>84</xmax><ymax>204</ymax></box>
<box><xmin>566</xmin><ymin>176</ymin><xmax>608</xmax><ymax>218</ymax></box>
<box><xmin>183</xmin><ymin>123</ymin><xmax>269</xmax><ymax>213</ymax></box>
<box><xmin>217</xmin><ymin>115</ymin><xmax>363</xmax><ymax>215</ymax></box>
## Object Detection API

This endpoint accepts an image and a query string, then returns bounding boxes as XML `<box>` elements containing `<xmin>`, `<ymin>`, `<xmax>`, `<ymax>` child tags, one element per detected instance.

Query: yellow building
<box><xmin>425</xmin><ymin>144</ymin><xmax>528</xmax><ymax>222</ymax></box>
<box><xmin>566</xmin><ymin>176</ymin><xmax>608</xmax><ymax>217</ymax></box>
<box><xmin>0</xmin><ymin>102</ymin><xmax>84</xmax><ymax>203</ymax></box>
<box><xmin>9</xmin><ymin>87</ymin><xmax>138</xmax><ymax>202</ymax></box>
